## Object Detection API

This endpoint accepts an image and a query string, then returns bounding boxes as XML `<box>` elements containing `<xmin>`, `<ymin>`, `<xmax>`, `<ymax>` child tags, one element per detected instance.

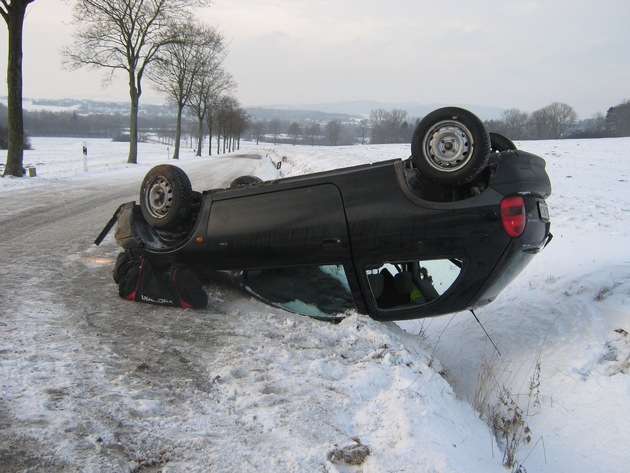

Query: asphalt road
<box><xmin>0</xmin><ymin>155</ymin><xmax>269</xmax><ymax>471</ymax></box>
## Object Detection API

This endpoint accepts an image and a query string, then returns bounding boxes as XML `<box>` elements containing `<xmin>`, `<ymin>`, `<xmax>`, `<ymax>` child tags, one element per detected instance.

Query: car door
<box><xmin>205</xmin><ymin>183</ymin><xmax>352</xmax><ymax>270</ymax></box>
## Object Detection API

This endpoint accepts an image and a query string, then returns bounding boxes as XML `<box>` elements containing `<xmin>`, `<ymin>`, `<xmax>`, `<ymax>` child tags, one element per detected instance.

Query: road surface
<box><xmin>0</xmin><ymin>155</ymin><xmax>272</xmax><ymax>471</ymax></box>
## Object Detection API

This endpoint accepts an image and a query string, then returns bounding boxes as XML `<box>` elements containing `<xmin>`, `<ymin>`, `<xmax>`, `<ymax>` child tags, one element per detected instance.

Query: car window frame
<box><xmin>356</xmin><ymin>257</ymin><xmax>466</xmax><ymax>319</ymax></box>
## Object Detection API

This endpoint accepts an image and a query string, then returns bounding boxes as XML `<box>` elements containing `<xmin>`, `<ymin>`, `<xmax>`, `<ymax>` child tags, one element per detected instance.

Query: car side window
<box><xmin>366</xmin><ymin>260</ymin><xmax>461</xmax><ymax>310</ymax></box>
<box><xmin>243</xmin><ymin>264</ymin><xmax>356</xmax><ymax>318</ymax></box>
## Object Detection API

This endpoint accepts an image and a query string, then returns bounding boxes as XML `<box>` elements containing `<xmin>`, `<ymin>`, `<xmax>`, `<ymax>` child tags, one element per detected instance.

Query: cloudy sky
<box><xmin>2</xmin><ymin>0</ymin><xmax>629</xmax><ymax>118</ymax></box>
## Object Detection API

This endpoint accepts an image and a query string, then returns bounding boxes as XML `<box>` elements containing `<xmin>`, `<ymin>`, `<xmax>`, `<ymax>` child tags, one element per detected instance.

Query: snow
<box><xmin>1</xmin><ymin>136</ymin><xmax>629</xmax><ymax>472</ymax></box>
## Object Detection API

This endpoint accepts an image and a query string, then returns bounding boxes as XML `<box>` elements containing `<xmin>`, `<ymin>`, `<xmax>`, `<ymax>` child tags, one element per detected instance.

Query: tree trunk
<box><xmin>127</xmin><ymin>75</ymin><xmax>139</xmax><ymax>164</ymax></box>
<box><xmin>196</xmin><ymin>116</ymin><xmax>204</xmax><ymax>157</ymax></box>
<box><xmin>172</xmin><ymin>101</ymin><xmax>184</xmax><ymax>160</ymax></box>
<box><xmin>3</xmin><ymin>2</ymin><xmax>28</xmax><ymax>177</ymax></box>
<box><xmin>216</xmin><ymin>124</ymin><xmax>222</xmax><ymax>156</ymax></box>
<box><xmin>207</xmin><ymin>120</ymin><xmax>213</xmax><ymax>156</ymax></box>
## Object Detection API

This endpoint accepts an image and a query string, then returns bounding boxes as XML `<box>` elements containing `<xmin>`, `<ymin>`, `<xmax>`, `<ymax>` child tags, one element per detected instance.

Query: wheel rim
<box><xmin>145</xmin><ymin>176</ymin><xmax>174</xmax><ymax>220</ymax></box>
<box><xmin>422</xmin><ymin>120</ymin><xmax>475</xmax><ymax>173</ymax></box>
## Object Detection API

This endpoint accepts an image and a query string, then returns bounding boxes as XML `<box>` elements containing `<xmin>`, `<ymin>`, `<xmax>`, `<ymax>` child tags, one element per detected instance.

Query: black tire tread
<box><xmin>140</xmin><ymin>164</ymin><xmax>192</xmax><ymax>229</ymax></box>
<box><xmin>411</xmin><ymin>107</ymin><xmax>491</xmax><ymax>186</ymax></box>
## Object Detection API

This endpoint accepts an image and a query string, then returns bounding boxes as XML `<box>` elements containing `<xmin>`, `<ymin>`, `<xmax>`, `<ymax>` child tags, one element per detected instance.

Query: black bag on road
<box><xmin>113</xmin><ymin>250</ymin><xmax>208</xmax><ymax>309</ymax></box>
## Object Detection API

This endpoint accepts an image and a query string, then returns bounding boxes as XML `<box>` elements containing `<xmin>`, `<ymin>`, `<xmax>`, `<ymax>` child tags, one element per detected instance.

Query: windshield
<box><xmin>243</xmin><ymin>264</ymin><xmax>356</xmax><ymax>318</ymax></box>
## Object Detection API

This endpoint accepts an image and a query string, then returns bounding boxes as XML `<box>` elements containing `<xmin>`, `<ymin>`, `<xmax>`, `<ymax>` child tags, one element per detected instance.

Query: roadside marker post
<box><xmin>83</xmin><ymin>142</ymin><xmax>88</xmax><ymax>172</ymax></box>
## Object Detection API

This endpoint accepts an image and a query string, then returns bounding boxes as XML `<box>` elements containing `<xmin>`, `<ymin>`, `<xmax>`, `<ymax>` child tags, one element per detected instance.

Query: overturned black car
<box><xmin>97</xmin><ymin>107</ymin><xmax>552</xmax><ymax>321</ymax></box>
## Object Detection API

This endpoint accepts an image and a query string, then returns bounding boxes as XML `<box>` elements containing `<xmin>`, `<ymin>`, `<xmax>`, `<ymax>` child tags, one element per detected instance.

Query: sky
<box><xmin>1</xmin><ymin>0</ymin><xmax>629</xmax><ymax>118</ymax></box>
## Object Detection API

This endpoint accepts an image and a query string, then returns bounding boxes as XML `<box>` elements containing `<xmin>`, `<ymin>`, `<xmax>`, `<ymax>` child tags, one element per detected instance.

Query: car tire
<box><xmin>140</xmin><ymin>164</ymin><xmax>192</xmax><ymax>229</ymax></box>
<box><xmin>490</xmin><ymin>132</ymin><xmax>517</xmax><ymax>152</ymax></box>
<box><xmin>411</xmin><ymin>107</ymin><xmax>491</xmax><ymax>185</ymax></box>
<box><xmin>229</xmin><ymin>175</ymin><xmax>263</xmax><ymax>188</ymax></box>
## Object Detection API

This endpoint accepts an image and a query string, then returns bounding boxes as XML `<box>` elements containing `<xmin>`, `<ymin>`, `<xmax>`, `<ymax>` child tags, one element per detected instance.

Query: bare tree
<box><xmin>369</xmin><ymin>108</ymin><xmax>388</xmax><ymax>143</ymax></box>
<box><xmin>369</xmin><ymin>108</ymin><xmax>408</xmax><ymax>143</ymax></box>
<box><xmin>187</xmin><ymin>48</ymin><xmax>234</xmax><ymax>156</ymax></box>
<box><xmin>546</xmin><ymin>102</ymin><xmax>578</xmax><ymax>138</ymax></box>
<box><xmin>148</xmin><ymin>21</ymin><xmax>224</xmax><ymax>160</ymax></box>
<box><xmin>1</xmin><ymin>0</ymin><xmax>36</xmax><ymax>177</ymax></box>
<box><xmin>268</xmin><ymin>118</ymin><xmax>281</xmax><ymax>145</ymax></box>
<box><xmin>287</xmin><ymin>122</ymin><xmax>301</xmax><ymax>145</ymax></box>
<box><xmin>528</xmin><ymin>108</ymin><xmax>554</xmax><ymax>140</ymax></box>
<box><xmin>501</xmin><ymin>108</ymin><xmax>529</xmax><ymax>139</ymax></box>
<box><xmin>356</xmin><ymin>119</ymin><xmax>369</xmax><ymax>144</ymax></box>
<box><xmin>388</xmin><ymin>109</ymin><xmax>408</xmax><ymax>141</ymax></box>
<box><xmin>326</xmin><ymin>119</ymin><xmax>342</xmax><ymax>146</ymax></box>
<box><xmin>230</xmin><ymin>107</ymin><xmax>249</xmax><ymax>152</ymax></box>
<box><xmin>529</xmin><ymin>102</ymin><xmax>578</xmax><ymax>139</ymax></box>
<box><xmin>189</xmin><ymin>71</ymin><xmax>233</xmax><ymax>156</ymax></box>
<box><xmin>251</xmin><ymin>121</ymin><xmax>265</xmax><ymax>145</ymax></box>
<box><xmin>214</xmin><ymin>95</ymin><xmax>241</xmax><ymax>154</ymax></box>
<box><xmin>305</xmin><ymin>122</ymin><xmax>321</xmax><ymax>146</ymax></box>
<box><xmin>63</xmin><ymin>0</ymin><xmax>211</xmax><ymax>164</ymax></box>
<box><xmin>202</xmin><ymin>76</ymin><xmax>236</xmax><ymax>156</ymax></box>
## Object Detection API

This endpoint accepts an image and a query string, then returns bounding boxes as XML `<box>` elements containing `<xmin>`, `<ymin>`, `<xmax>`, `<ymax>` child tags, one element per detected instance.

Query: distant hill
<box><xmin>0</xmin><ymin>97</ymin><xmax>178</xmax><ymax>118</ymax></box>
<box><xmin>244</xmin><ymin>107</ymin><xmax>357</xmax><ymax>123</ymax></box>
<box><xmin>253</xmin><ymin>100</ymin><xmax>507</xmax><ymax>121</ymax></box>
<box><xmin>2</xmin><ymin>97</ymin><xmax>506</xmax><ymax>123</ymax></box>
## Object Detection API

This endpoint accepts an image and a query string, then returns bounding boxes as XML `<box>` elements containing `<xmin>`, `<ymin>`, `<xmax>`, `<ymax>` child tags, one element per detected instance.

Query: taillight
<box><xmin>501</xmin><ymin>196</ymin><xmax>526</xmax><ymax>237</ymax></box>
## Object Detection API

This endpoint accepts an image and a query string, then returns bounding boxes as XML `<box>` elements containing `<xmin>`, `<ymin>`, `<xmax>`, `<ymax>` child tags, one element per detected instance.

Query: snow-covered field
<box><xmin>0</xmin><ymin>136</ymin><xmax>628</xmax><ymax>472</ymax></box>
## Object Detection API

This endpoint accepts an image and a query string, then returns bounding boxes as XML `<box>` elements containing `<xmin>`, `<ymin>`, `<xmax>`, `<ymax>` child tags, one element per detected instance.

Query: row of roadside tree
<box><xmin>3</xmin><ymin>97</ymin><xmax>630</xmax><ymax>152</ymax></box>
<box><xmin>485</xmin><ymin>101</ymin><xmax>630</xmax><ymax>140</ymax></box>
<box><xmin>2</xmin><ymin>0</ymin><xmax>223</xmax><ymax>176</ymax></box>
<box><xmin>245</xmin><ymin>99</ymin><xmax>630</xmax><ymax>147</ymax></box>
